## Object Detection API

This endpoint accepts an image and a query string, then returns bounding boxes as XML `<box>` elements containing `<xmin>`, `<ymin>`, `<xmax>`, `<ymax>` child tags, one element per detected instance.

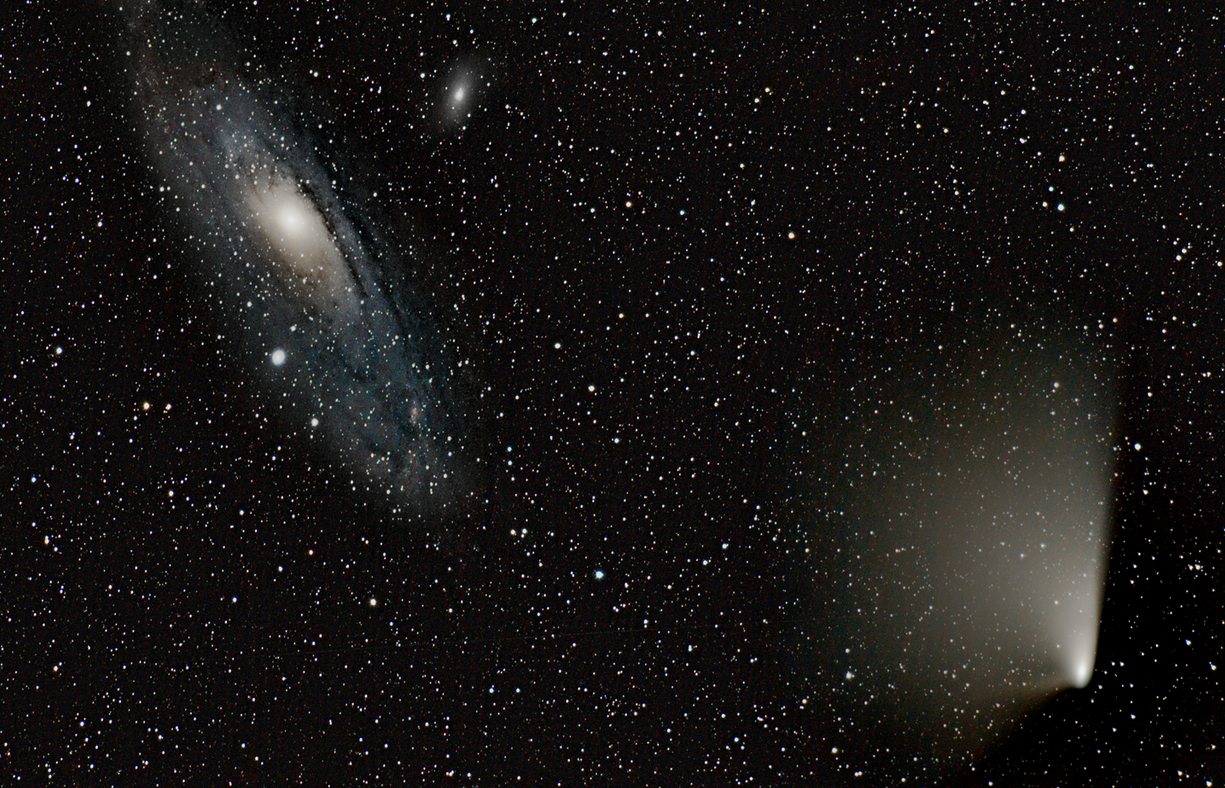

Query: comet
<box><xmin>790</xmin><ymin>321</ymin><xmax>1118</xmax><ymax>778</ymax></box>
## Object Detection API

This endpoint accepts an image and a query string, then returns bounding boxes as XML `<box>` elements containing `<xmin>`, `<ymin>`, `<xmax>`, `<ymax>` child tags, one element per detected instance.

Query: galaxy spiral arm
<box><xmin>111</xmin><ymin>0</ymin><xmax>482</xmax><ymax>522</ymax></box>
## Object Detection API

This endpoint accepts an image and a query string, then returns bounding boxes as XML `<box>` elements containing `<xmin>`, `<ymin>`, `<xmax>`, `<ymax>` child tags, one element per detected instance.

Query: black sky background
<box><xmin>3</xmin><ymin>1</ymin><xmax>1224</xmax><ymax>785</ymax></box>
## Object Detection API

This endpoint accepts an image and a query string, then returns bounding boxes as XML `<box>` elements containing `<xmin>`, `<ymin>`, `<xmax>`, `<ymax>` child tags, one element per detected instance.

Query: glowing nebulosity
<box><xmin>791</xmin><ymin>321</ymin><xmax>1117</xmax><ymax>773</ymax></box>
<box><xmin>115</xmin><ymin>0</ymin><xmax>473</xmax><ymax>515</ymax></box>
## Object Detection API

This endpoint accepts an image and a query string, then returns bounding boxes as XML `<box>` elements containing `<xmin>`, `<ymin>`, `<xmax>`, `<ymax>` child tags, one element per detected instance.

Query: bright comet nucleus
<box><xmin>1072</xmin><ymin>655</ymin><xmax>1094</xmax><ymax>689</ymax></box>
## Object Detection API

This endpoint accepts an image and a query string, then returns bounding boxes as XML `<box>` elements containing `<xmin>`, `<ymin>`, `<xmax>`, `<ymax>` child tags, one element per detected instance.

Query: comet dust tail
<box><xmin>786</xmin><ymin>318</ymin><xmax>1117</xmax><ymax>780</ymax></box>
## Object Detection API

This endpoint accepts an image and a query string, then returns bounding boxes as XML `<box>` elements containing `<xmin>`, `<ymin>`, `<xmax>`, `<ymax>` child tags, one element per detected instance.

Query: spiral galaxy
<box><xmin>116</xmin><ymin>0</ymin><xmax>474</xmax><ymax>516</ymax></box>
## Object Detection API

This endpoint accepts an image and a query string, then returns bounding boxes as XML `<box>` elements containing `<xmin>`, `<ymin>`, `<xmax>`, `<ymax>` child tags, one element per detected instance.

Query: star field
<box><xmin>3</xmin><ymin>1</ymin><xmax>1224</xmax><ymax>785</ymax></box>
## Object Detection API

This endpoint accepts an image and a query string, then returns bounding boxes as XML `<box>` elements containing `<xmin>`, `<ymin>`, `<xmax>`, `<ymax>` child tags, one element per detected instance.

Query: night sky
<box><xmin>4</xmin><ymin>1</ymin><xmax>1224</xmax><ymax>785</ymax></box>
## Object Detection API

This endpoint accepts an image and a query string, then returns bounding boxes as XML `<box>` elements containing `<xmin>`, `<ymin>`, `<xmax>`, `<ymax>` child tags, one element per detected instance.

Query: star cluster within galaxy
<box><xmin>5</xmin><ymin>0</ymin><xmax>1224</xmax><ymax>785</ymax></box>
